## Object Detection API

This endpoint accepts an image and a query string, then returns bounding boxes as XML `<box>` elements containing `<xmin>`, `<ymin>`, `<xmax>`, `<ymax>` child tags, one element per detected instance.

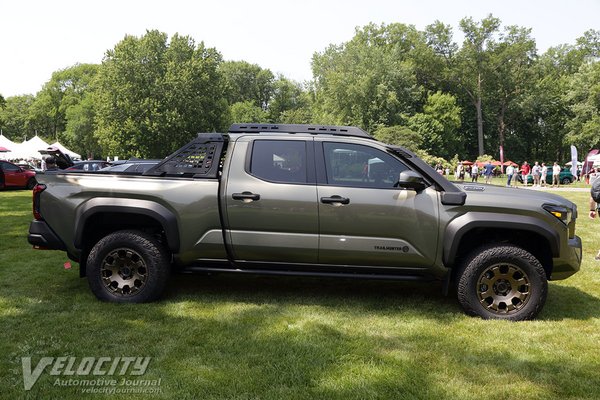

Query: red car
<box><xmin>0</xmin><ymin>160</ymin><xmax>37</xmax><ymax>190</ymax></box>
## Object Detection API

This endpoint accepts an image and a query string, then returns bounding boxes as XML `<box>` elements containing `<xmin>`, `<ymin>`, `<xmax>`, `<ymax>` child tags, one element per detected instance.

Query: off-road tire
<box><xmin>86</xmin><ymin>230</ymin><xmax>170</xmax><ymax>303</ymax></box>
<box><xmin>457</xmin><ymin>244</ymin><xmax>547</xmax><ymax>321</ymax></box>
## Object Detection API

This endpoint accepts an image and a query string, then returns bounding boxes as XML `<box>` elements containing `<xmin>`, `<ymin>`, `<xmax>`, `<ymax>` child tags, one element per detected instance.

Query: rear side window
<box><xmin>250</xmin><ymin>140</ymin><xmax>307</xmax><ymax>184</ymax></box>
<box><xmin>2</xmin><ymin>162</ymin><xmax>20</xmax><ymax>172</ymax></box>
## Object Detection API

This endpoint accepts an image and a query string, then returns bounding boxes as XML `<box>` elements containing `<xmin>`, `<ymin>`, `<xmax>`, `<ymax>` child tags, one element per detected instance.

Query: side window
<box><xmin>323</xmin><ymin>142</ymin><xmax>408</xmax><ymax>188</ymax></box>
<box><xmin>250</xmin><ymin>140</ymin><xmax>307</xmax><ymax>184</ymax></box>
<box><xmin>2</xmin><ymin>163</ymin><xmax>20</xmax><ymax>172</ymax></box>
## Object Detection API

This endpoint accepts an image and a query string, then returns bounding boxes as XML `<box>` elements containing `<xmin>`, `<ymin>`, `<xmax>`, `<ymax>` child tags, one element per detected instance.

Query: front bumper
<box><xmin>550</xmin><ymin>235</ymin><xmax>582</xmax><ymax>280</ymax></box>
<box><xmin>28</xmin><ymin>220</ymin><xmax>67</xmax><ymax>251</ymax></box>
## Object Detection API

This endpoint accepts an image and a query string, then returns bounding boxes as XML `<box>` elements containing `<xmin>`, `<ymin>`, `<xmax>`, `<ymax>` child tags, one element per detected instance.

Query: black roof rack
<box><xmin>228</xmin><ymin>123</ymin><xmax>373</xmax><ymax>139</ymax></box>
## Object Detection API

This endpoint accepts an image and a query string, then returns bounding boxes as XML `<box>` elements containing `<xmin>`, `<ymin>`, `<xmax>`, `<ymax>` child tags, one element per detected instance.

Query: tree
<box><xmin>456</xmin><ymin>15</ymin><xmax>501</xmax><ymax>156</ymax></box>
<box><xmin>485</xmin><ymin>25</ymin><xmax>537</xmax><ymax>158</ymax></box>
<box><xmin>408</xmin><ymin>91</ymin><xmax>462</xmax><ymax>159</ymax></box>
<box><xmin>311</xmin><ymin>23</ymin><xmax>423</xmax><ymax>131</ymax></box>
<box><xmin>372</xmin><ymin>125</ymin><xmax>422</xmax><ymax>151</ymax></box>
<box><xmin>94</xmin><ymin>30</ymin><xmax>229</xmax><ymax>158</ymax></box>
<box><xmin>267</xmin><ymin>76</ymin><xmax>309</xmax><ymax>122</ymax></box>
<box><xmin>30</xmin><ymin>64</ymin><xmax>100</xmax><ymax>155</ymax></box>
<box><xmin>229</xmin><ymin>101</ymin><xmax>268</xmax><ymax>123</ymax></box>
<box><xmin>565</xmin><ymin>61</ymin><xmax>600</xmax><ymax>150</ymax></box>
<box><xmin>220</xmin><ymin>61</ymin><xmax>274</xmax><ymax>109</ymax></box>
<box><xmin>0</xmin><ymin>95</ymin><xmax>35</xmax><ymax>140</ymax></box>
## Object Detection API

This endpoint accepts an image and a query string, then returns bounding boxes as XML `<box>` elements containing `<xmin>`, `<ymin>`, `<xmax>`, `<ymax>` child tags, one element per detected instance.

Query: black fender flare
<box><xmin>73</xmin><ymin>198</ymin><xmax>180</xmax><ymax>253</ymax></box>
<box><xmin>443</xmin><ymin>212</ymin><xmax>560</xmax><ymax>268</ymax></box>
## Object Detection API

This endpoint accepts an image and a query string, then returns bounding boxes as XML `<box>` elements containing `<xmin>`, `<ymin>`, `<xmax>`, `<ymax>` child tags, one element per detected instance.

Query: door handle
<box><xmin>232</xmin><ymin>192</ymin><xmax>261</xmax><ymax>201</ymax></box>
<box><xmin>320</xmin><ymin>195</ymin><xmax>350</xmax><ymax>205</ymax></box>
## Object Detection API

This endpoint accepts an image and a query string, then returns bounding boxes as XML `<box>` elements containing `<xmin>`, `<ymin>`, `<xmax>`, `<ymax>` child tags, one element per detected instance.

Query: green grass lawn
<box><xmin>1</xmin><ymin>188</ymin><xmax>599</xmax><ymax>399</ymax></box>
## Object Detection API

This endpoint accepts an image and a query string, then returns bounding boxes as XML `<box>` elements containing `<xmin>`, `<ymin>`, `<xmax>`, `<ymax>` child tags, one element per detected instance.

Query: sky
<box><xmin>1</xmin><ymin>0</ymin><xmax>599</xmax><ymax>97</ymax></box>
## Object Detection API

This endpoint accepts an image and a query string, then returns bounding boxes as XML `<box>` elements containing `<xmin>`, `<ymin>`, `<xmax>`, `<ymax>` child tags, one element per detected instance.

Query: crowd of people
<box><xmin>434</xmin><ymin>160</ymin><xmax>596</xmax><ymax>188</ymax></box>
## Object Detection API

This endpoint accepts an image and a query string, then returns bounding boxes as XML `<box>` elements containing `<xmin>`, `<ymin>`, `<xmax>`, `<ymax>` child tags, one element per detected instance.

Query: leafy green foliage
<box><xmin>94</xmin><ymin>30</ymin><xmax>228</xmax><ymax>158</ymax></box>
<box><xmin>312</xmin><ymin>23</ymin><xmax>423</xmax><ymax>131</ymax></box>
<box><xmin>229</xmin><ymin>100</ymin><xmax>268</xmax><ymax>123</ymax></box>
<box><xmin>221</xmin><ymin>61</ymin><xmax>274</xmax><ymax>109</ymax></box>
<box><xmin>0</xmin><ymin>95</ymin><xmax>35</xmax><ymax>140</ymax></box>
<box><xmin>565</xmin><ymin>62</ymin><xmax>600</xmax><ymax>150</ymax></box>
<box><xmin>372</xmin><ymin>125</ymin><xmax>422</xmax><ymax>151</ymax></box>
<box><xmin>1</xmin><ymin>22</ymin><xmax>599</xmax><ymax>164</ymax></box>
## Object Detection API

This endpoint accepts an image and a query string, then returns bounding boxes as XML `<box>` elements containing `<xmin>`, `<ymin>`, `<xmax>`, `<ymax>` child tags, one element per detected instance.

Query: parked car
<box><xmin>0</xmin><ymin>160</ymin><xmax>36</xmax><ymax>189</ymax></box>
<box><xmin>66</xmin><ymin>160</ymin><xmax>111</xmax><ymax>172</ymax></box>
<box><xmin>99</xmin><ymin>160</ymin><xmax>160</xmax><ymax>174</ymax></box>
<box><xmin>517</xmin><ymin>167</ymin><xmax>574</xmax><ymax>185</ymax></box>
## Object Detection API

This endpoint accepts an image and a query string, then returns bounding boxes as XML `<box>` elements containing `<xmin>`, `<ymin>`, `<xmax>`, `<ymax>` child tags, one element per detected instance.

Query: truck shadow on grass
<box><xmin>162</xmin><ymin>273</ymin><xmax>600</xmax><ymax>321</ymax></box>
<box><xmin>164</xmin><ymin>273</ymin><xmax>459</xmax><ymax>318</ymax></box>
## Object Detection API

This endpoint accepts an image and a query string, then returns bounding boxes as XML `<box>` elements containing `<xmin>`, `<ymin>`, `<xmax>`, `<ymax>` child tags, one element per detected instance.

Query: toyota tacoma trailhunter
<box><xmin>28</xmin><ymin>124</ymin><xmax>582</xmax><ymax>320</ymax></box>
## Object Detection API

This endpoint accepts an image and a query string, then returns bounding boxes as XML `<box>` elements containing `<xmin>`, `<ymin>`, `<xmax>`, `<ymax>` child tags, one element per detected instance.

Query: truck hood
<box><xmin>457</xmin><ymin>183</ymin><xmax>577</xmax><ymax>214</ymax></box>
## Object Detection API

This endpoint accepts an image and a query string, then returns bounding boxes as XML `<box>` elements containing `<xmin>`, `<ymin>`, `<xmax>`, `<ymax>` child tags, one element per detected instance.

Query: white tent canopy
<box><xmin>7</xmin><ymin>135</ymin><xmax>51</xmax><ymax>160</ymax></box>
<box><xmin>0</xmin><ymin>134</ymin><xmax>82</xmax><ymax>161</ymax></box>
<box><xmin>0</xmin><ymin>133</ymin><xmax>16</xmax><ymax>159</ymax></box>
<box><xmin>50</xmin><ymin>141</ymin><xmax>81</xmax><ymax>160</ymax></box>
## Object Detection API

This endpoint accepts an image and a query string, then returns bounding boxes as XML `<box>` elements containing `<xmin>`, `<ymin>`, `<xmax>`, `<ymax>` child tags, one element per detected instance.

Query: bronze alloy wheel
<box><xmin>477</xmin><ymin>263</ymin><xmax>531</xmax><ymax>314</ymax></box>
<box><xmin>100</xmin><ymin>248</ymin><xmax>148</xmax><ymax>296</ymax></box>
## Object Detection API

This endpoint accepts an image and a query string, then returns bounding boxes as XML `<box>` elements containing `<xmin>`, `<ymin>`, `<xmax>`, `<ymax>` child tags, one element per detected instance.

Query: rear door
<box><xmin>1</xmin><ymin>162</ymin><xmax>26</xmax><ymax>187</ymax></box>
<box><xmin>316</xmin><ymin>140</ymin><xmax>440</xmax><ymax>269</ymax></box>
<box><xmin>224</xmin><ymin>136</ymin><xmax>319</xmax><ymax>264</ymax></box>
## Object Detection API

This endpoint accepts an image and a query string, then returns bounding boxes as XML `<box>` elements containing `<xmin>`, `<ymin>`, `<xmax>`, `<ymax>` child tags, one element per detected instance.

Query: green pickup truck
<box><xmin>28</xmin><ymin>124</ymin><xmax>582</xmax><ymax>321</ymax></box>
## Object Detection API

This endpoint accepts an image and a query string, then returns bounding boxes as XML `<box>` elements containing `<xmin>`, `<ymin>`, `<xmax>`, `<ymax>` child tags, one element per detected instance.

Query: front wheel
<box><xmin>456</xmin><ymin>245</ymin><xmax>547</xmax><ymax>321</ymax></box>
<box><xmin>86</xmin><ymin>230</ymin><xmax>170</xmax><ymax>303</ymax></box>
<box><xmin>561</xmin><ymin>177</ymin><xmax>572</xmax><ymax>185</ymax></box>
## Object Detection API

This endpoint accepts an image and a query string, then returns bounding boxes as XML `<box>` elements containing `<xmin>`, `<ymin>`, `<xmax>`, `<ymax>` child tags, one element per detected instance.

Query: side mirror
<box><xmin>396</xmin><ymin>170</ymin><xmax>427</xmax><ymax>192</ymax></box>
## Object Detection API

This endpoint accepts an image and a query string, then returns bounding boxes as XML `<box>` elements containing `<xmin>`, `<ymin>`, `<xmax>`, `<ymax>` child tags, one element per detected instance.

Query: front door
<box><xmin>316</xmin><ymin>141</ymin><xmax>440</xmax><ymax>269</ymax></box>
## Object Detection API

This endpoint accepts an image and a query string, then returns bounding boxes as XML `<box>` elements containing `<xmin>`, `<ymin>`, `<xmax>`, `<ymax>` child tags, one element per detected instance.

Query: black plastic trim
<box><xmin>443</xmin><ymin>212</ymin><xmax>561</xmax><ymax>267</ymax></box>
<box><xmin>73</xmin><ymin>198</ymin><xmax>180</xmax><ymax>253</ymax></box>
<box><xmin>181</xmin><ymin>265</ymin><xmax>435</xmax><ymax>282</ymax></box>
<box><xmin>28</xmin><ymin>220</ymin><xmax>67</xmax><ymax>250</ymax></box>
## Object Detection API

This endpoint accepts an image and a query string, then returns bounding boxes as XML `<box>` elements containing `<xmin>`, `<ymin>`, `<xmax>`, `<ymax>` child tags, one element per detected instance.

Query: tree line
<box><xmin>0</xmin><ymin>15</ymin><xmax>598</xmax><ymax>165</ymax></box>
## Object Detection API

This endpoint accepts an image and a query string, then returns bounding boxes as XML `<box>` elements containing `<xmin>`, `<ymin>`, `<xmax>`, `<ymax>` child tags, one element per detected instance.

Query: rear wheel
<box><xmin>86</xmin><ymin>230</ymin><xmax>170</xmax><ymax>303</ymax></box>
<box><xmin>457</xmin><ymin>245</ymin><xmax>547</xmax><ymax>321</ymax></box>
<box><xmin>561</xmin><ymin>177</ymin><xmax>572</xmax><ymax>185</ymax></box>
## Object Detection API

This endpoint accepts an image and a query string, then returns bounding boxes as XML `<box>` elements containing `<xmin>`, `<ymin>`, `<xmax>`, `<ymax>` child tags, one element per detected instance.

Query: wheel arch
<box><xmin>73</xmin><ymin>198</ymin><xmax>180</xmax><ymax>254</ymax></box>
<box><xmin>444</xmin><ymin>212</ymin><xmax>559</xmax><ymax>276</ymax></box>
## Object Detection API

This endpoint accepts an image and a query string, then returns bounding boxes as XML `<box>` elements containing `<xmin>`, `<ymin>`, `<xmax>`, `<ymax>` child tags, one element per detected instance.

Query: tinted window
<box><xmin>2</xmin><ymin>162</ymin><xmax>20</xmax><ymax>172</ymax></box>
<box><xmin>323</xmin><ymin>142</ymin><xmax>408</xmax><ymax>188</ymax></box>
<box><xmin>250</xmin><ymin>140</ymin><xmax>307</xmax><ymax>184</ymax></box>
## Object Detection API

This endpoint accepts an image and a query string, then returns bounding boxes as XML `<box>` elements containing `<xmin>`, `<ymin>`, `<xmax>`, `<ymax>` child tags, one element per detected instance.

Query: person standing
<box><xmin>552</xmin><ymin>162</ymin><xmax>561</xmax><ymax>188</ymax></box>
<box><xmin>483</xmin><ymin>161</ymin><xmax>494</xmax><ymax>184</ymax></box>
<box><xmin>456</xmin><ymin>163</ymin><xmax>464</xmax><ymax>182</ymax></box>
<box><xmin>532</xmin><ymin>162</ymin><xmax>541</xmax><ymax>187</ymax></box>
<box><xmin>520</xmin><ymin>161</ymin><xmax>530</xmax><ymax>186</ymax></box>
<box><xmin>590</xmin><ymin>174</ymin><xmax>600</xmax><ymax>260</ymax></box>
<box><xmin>506</xmin><ymin>164</ymin><xmax>515</xmax><ymax>187</ymax></box>
<box><xmin>471</xmin><ymin>164</ymin><xmax>479</xmax><ymax>182</ymax></box>
<box><xmin>540</xmin><ymin>163</ymin><xmax>548</xmax><ymax>187</ymax></box>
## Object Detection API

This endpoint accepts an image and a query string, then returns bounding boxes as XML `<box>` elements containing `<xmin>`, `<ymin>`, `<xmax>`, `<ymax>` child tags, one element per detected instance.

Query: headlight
<box><xmin>543</xmin><ymin>204</ymin><xmax>571</xmax><ymax>225</ymax></box>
